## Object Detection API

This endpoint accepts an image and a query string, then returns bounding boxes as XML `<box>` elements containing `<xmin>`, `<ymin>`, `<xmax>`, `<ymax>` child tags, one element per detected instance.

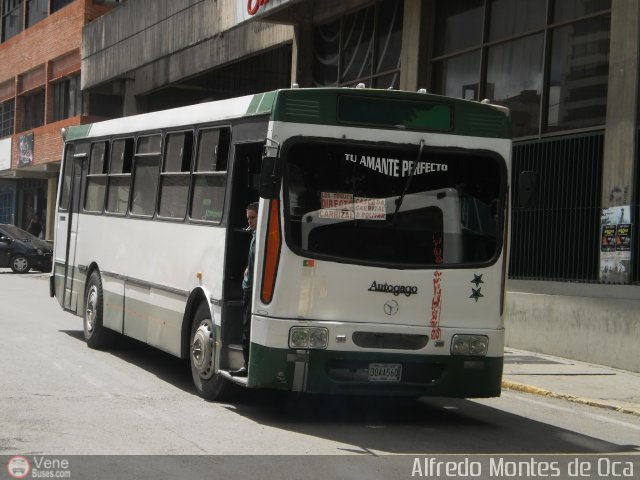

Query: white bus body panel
<box><xmin>72</xmin><ymin>215</ymin><xmax>225</xmax><ymax>356</ymax></box>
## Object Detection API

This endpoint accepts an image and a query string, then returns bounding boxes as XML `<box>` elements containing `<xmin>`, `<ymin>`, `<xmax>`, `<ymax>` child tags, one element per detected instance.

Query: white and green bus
<box><xmin>50</xmin><ymin>87</ymin><xmax>511</xmax><ymax>400</ymax></box>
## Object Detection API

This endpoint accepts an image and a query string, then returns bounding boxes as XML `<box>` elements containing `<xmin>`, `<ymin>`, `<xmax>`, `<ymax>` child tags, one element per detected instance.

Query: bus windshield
<box><xmin>284</xmin><ymin>141</ymin><xmax>504</xmax><ymax>267</ymax></box>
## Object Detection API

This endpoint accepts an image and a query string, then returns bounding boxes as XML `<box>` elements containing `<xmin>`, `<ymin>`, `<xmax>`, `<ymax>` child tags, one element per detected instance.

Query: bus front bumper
<box><xmin>248</xmin><ymin>344</ymin><xmax>503</xmax><ymax>398</ymax></box>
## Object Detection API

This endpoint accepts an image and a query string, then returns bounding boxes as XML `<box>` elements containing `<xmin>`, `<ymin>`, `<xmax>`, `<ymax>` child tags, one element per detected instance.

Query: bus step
<box><xmin>227</xmin><ymin>343</ymin><xmax>244</xmax><ymax>371</ymax></box>
<box><xmin>219</xmin><ymin>370</ymin><xmax>248</xmax><ymax>386</ymax></box>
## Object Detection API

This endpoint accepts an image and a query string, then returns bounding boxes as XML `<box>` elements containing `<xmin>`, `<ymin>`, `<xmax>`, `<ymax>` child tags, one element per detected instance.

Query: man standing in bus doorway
<box><xmin>231</xmin><ymin>202</ymin><xmax>259</xmax><ymax>377</ymax></box>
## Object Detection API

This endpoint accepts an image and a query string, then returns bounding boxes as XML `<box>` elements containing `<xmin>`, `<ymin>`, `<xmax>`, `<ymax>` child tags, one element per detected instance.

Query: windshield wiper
<box><xmin>391</xmin><ymin>139</ymin><xmax>424</xmax><ymax>226</ymax></box>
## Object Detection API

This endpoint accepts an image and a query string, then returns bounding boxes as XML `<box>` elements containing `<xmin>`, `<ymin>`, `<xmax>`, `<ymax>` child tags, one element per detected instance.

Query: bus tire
<box><xmin>84</xmin><ymin>270</ymin><xmax>116</xmax><ymax>349</ymax></box>
<box><xmin>189</xmin><ymin>302</ymin><xmax>233</xmax><ymax>401</ymax></box>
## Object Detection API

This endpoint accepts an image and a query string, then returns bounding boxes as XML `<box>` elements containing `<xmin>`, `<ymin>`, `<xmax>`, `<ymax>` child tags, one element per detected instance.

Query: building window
<box><xmin>2</xmin><ymin>0</ymin><xmax>24</xmax><ymax>42</ymax></box>
<box><xmin>312</xmin><ymin>0</ymin><xmax>403</xmax><ymax>89</ymax></box>
<box><xmin>21</xmin><ymin>89</ymin><xmax>45</xmax><ymax>131</ymax></box>
<box><xmin>431</xmin><ymin>0</ymin><xmax>611</xmax><ymax>138</ymax></box>
<box><xmin>0</xmin><ymin>100</ymin><xmax>14</xmax><ymax>137</ymax></box>
<box><xmin>26</xmin><ymin>0</ymin><xmax>47</xmax><ymax>27</ymax></box>
<box><xmin>51</xmin><ymin>0</ymin><xmax>73</xmax><ymax>13</ymax></box>
<box><xmin>53</xmin><ymin>75</ymin><xmax>82</xmax><ymax>121</ymax></box>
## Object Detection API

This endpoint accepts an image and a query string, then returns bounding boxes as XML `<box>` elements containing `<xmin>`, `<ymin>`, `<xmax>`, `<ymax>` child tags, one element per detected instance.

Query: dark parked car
<box><xmin>0</xmin><ymin>224</ymin><xmax>53</xmax><ymax>273</ymax></box>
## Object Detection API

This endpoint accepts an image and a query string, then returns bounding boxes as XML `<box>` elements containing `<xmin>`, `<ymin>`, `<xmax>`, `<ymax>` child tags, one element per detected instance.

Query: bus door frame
<box><xmin>61</xmin><ymin>148</ymin><xmax>88</xmax><ymax>313</ymax></box>
<box><xmin>220</xmin><ymin>140</ymin><xmax>264</xmax><ymax>367</ymax></box>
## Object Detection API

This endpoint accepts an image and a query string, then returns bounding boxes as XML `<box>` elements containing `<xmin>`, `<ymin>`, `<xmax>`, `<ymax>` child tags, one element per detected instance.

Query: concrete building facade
<box><xmin>1</xmin><ymin>0</ymin><xmax>637</xmax><ymax>371</ymax></box>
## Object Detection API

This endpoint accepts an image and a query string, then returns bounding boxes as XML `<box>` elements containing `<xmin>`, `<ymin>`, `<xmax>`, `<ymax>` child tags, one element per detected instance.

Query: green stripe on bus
<box><xmin>66</xmin><ymin>124</ymin><xmax>93</xmax><ymax>141</ymax></box>
<box><xmin>271</xmin><ymin>89</ymin><xmax>511</xmax><ymax>139</ymax></box>
<box><xmin>255</xmin><ymin>91</ymin><xmax>276</xmax><ymax>114</ymax></box>
<box><xmin>246</xmin><ymin>93</ymin><xmax>264</xmax><ymax>115</ymax></box>
<box><xmin>246</xmin><ymin>91</ymin><xmax>277</xmax><ymax>116</ymax></box>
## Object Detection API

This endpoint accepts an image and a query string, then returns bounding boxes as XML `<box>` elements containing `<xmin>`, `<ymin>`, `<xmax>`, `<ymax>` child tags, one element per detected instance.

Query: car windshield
<box><xmin>284</xmin><ymin>141</ymin><xmax>505</xmax><ymax>267</ymax></box>
<box><xmin>1</xmin><ymin>224</ymin><xmax>36</xmax><ymax>242</ymax></box>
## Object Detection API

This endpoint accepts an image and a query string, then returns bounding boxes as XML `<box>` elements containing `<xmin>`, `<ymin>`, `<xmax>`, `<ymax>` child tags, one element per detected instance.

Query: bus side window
<box><xmin>84</xmin><ymin>141</ymin><xmax>109</xmax><ymax>213</ymax></box>
<box><xmin>131</xmin><ymin>134</ymin><xmax>162</xmax><ymax>217</ymax></box>
<box><xmin>158</xmin><ymin>131</ymin><xmax>192</xmax><ymax>220</ymax></box>
<box><xmin>106</xmin><ymin>138</ymin><xmax>134</xmax><ymax>215</ymax></box>
<box><xmin>190</xmin><ymin>127</ymin><xmax>229</xmax><ymax>222</ymax></box>
<box><xmin>58</xmin><ymin>144</ymin><xmax>75</xmax><ymax>211</ymax></box>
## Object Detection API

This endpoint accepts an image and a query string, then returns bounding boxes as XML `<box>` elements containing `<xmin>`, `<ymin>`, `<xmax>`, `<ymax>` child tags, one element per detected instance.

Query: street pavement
<box><xmin>503</xmin><ymin>348</ymin><xmax>640</xmax><ymax>417</ymax></box>
<box><xmin>3</xmin><ymin>269</ymin><xmax>639</xmax><ymax>417</ymax></box>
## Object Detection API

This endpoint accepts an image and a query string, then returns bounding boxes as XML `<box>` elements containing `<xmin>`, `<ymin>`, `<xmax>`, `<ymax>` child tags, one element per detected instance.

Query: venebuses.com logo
<box><xmin>6</xmin><ymin>455</ymin><xmax>71</xmax><ymax>478</ymax></box>
<box><xmin>7</xmin><ymin>456</ymin><xmax>30</xmax><ymax>479</ymax></box>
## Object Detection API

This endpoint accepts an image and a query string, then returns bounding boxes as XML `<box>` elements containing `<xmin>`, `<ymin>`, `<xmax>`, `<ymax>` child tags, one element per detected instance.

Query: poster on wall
<box><xmin>18</xmin><ymin>133</ymin><xmax>33</xmax><ymax>168</ymax></box>
<box><xmin>599</xmin><ymin>205</ymin><xmax>632</xmax><ymax>283</ymax></box>
<box><xmin>0</xmin><ymin>137</ymin><xmax>11</xmax><ymax>171</ymax></box>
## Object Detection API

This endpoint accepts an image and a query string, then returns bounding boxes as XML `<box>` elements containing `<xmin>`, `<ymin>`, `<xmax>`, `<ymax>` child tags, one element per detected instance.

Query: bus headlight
<box><xmin>289</xmin><ymin>327</ymin><xmax>329</xmax><ymax>349</ymax></box>
<box><xmin>309</xmin><ymin>328</ymin><xmax>328</xmax><ymax>349</ymax></box>
<box><xmin>451</xmin><ymin>335</ymin><xmax>488</xmax><ymax>356</ymax></box>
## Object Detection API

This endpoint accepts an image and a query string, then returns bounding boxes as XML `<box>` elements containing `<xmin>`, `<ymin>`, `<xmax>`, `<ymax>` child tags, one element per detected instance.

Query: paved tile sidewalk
<box><xmin>502</xmin><ymin>348</ymin><xmax>640</xmax><ymax>416</ymax></box>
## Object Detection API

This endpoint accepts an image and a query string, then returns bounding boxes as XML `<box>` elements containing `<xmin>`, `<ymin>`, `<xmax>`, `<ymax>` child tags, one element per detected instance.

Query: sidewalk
<box><xmin>502</xmin><ymin>348</ymin><xmax>640</xmax><ymax>417</ymax></box>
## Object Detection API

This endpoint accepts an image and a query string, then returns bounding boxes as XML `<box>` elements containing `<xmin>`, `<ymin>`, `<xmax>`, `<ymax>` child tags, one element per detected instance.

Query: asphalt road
<box><xmin>0</xmin><ymin>271</ymin><xmax>638</xmax><ymax>479</ymax></box>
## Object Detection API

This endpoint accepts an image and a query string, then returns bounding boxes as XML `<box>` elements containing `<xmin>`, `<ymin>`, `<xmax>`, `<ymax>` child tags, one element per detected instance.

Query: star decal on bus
<box><xmin>471</xmin><ymin>274</ymin><xmax>484</xmax><ymax>287</ymax></box>
<box><xmin>470</xmin><ymin>287</ymin><xmax>484</xmax><ymax>302</ymax></box>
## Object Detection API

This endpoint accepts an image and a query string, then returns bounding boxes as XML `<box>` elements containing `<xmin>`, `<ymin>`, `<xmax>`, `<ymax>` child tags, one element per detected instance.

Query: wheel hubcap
<box><xmin>85</xmin><ymin>285</ymin><xmax>98</xmax><ymax>334</ymax></box>
<box><xmin>13</xmin><ymin>257</ymin><xmax>27</xmax><ymax>271</ymax></box>
<box><xmin>191</xmin><ymin>320</ymin><xmax>215</xmax><ymax>379</ymax></box>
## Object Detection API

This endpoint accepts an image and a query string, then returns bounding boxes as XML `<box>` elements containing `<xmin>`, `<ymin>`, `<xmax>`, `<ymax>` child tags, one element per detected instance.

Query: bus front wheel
<box><xmin>189</xmin><ymin>302</ymin><xmax>232</xmax><ymax>401</ymax></box>
<box><xmin>84</xmin><ymin>271</ymin><xmax>116</xmax><ymax>349</ymax></box>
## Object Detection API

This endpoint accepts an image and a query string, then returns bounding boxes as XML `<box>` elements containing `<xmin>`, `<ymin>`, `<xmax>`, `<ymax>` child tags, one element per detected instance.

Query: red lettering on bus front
<box><xmin>430</xmin><ymin>271</ymin><xmax>442</xmax><ymax>340</ymax></box>
<box><xmin>247</xmin><ymin>0</ymin><xmax>270</xmax><ymax>15</ymax></box>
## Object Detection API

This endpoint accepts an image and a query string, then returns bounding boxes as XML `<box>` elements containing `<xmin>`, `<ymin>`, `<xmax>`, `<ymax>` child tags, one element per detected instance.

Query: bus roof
<box><xmin>65</xmin><ymin>88</ymin><xmax>511</xmax><ymax>142</ymax></box>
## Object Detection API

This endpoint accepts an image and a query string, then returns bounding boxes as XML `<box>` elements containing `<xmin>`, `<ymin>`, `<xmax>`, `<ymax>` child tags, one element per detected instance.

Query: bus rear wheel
<box><xmin>84</xmin><ymin>271</ymin><xmax>116</xmax><ymax>349</ymax></box>
<box><xmin>189</xmin><ymin>302</ymin><xmax>233</xmax><ymax>401</ymax></box>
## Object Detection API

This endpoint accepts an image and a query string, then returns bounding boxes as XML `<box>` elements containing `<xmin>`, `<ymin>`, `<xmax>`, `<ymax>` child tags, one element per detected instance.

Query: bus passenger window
<box><xmin>106</xmin><ymin>138</ymin><xmax>134</xmax><ymax>215</ymax></box>
<box><xmin>84</xmin><ymin>141</ymin><xmax>108</xmax><ymax>213</ymax></box>
<box><xmin>131</xmin><ymin>134</ymin><xmax>161</xmax><ymax>217</ymax></box>
<box><xmin>158</xmin><ymin>131</ymin><xmax>192</xmax><ymax>220</ymax></box>
<box><xmin>196</xmin><ymin>128</ymin><xmax>229</xmax><ymax>172</ymax></box>
<box><xmin>58</xmin><ymin>145</ymin><xmax>75</xmax><ymax>211</ymax></box>
<box><xmin>189</xmin><ymin>128</ymin><xmax>229</xmax><ymax>222</ymax></box>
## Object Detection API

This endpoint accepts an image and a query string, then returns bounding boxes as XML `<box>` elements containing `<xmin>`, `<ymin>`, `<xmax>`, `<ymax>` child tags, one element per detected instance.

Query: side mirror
<box><xmin>0</xmin><ymin>236</ymin><xmax>12</xmax><ymax>244</ymax></box>
<box><xmin>259</xmin><ymin>156</ymin><xmax>282</xmax><ymax>199</ymax></box>
<box><xmin>517</xmin><ymin>171</ymin><xmax>538</xmax><ymax>209</ymax></box>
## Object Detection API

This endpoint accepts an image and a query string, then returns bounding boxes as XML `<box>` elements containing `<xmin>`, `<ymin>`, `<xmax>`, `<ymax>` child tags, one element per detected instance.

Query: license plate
<box><xmin>368</xmin><ymin>363</ymin><xmax>402</xmax><ymax>382</ymax></box>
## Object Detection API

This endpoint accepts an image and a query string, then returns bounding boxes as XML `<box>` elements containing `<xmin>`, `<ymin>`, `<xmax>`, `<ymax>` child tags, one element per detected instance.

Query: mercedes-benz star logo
<box><xmin>384</xmin><ymin>300</ymin><xmax>399</xmax><ymax>315</ymax></box>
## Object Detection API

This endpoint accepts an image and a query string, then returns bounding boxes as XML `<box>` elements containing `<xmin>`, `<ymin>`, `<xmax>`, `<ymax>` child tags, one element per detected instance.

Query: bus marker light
<box><xmin>450</xmin><ymin>335</ymin><xmax>488</xmax><ymax>356</ymax></box>
<box><xmin>260</xmin><ymin>199</ymin><xmax>281</xmax><ymax>304</ymax></box>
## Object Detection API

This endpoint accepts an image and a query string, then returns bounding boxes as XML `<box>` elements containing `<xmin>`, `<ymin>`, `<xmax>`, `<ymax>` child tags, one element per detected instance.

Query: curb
<box><xmin>501</xmin><ymin>379</ymin><xmax>640</xmax><ymax>417</ymax></box>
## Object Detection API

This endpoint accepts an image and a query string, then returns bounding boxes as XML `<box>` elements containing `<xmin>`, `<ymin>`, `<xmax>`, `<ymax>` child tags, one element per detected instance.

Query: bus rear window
<box><xmin>338</xmin><ymin>96</ymin><xmax>452</xmax><ymax>131</ymax></box>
